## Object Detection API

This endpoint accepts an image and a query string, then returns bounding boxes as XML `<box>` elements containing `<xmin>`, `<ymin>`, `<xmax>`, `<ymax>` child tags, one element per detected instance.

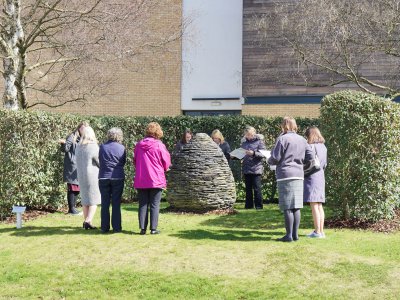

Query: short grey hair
<box><xmin>107</xmin><ymin>127</ymin><xmax>123</xmax><ymax>143</ymax></box>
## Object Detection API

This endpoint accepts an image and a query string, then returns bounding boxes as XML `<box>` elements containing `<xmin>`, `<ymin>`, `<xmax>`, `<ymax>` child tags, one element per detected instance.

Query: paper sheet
<box><xmin>229</xmin><ymin>148</ymin><xmax>247</xmax><ymax>160</ymax></box>
<box><xmin>259</xmin><ymin>150</ymin><xmax>271</xmax><ymax>159</ymax></box>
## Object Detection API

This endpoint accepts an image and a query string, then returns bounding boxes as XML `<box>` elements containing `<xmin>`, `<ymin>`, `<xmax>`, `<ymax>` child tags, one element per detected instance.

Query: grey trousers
<box><xmin>137</xmin><ymin>188</ymin><xmax>162</xmax><ymax>230</ymax></box>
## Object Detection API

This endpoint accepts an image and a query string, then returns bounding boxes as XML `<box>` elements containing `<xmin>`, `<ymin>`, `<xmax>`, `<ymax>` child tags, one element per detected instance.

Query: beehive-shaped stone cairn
<box><xmin>167</xmin><ymin>133</ymin><xmax>236</xmax><ymax>212</ymax></box>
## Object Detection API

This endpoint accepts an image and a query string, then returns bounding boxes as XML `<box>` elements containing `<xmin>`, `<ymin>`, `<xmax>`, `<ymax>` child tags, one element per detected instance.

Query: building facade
<box><xmin>4</xmin><ymin>0</ymin><xmax>368</xmax><ymax>117</ymax></box>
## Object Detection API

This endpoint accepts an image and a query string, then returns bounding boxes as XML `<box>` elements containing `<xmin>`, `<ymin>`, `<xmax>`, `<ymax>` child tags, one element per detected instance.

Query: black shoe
<box><xmin>150</xmin><ymin>229</ymin><xmax>160</xmax><ymax>235</ymax></box>
<box><xmin>255</xmin><ymin>207</ymin><xmax>263</xmax><ymax>210</ymax></box>
<box><xmin>277</xmin><ymin>236</ymin><xmax>293</xmax><ymax>242</ymax></box>
<box><xmin>84</xmin><ymin>222</ymin><xmax>97</xmax><ymax>230</ymax></box>
<box><xmin>101</xmin><ymin>230</ymin><xmax>110</xmax><ymax>234</ymax></box>
<box><xmin>140</xmin><ymin>229</ymin><xmax>146</xmax><ymax>235</ymax></box>
<box><xmin>292</xmin><ymin>236</ymin><xmax>299</xmax><ymax>241</ymax></box>
<box><xmin>113</xmin><ymin>229</ymin><xmax>122</xmax><ymax>233</ymax></box>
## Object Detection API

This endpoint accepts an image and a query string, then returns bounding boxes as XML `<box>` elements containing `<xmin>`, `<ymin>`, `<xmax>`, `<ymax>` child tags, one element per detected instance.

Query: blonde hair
<box><xmin>146</xmin><ymin>122</ymin><xmax>163</xmax><ymax>139</ymax></box>
<box><xmin>80</xmin><ymin>126</ymin><xmax>98</xmax><ymax>145</ymax></box>
<box><xmin>244</xmin><ymin>126</ymin><xmax>256</xmax><ymax>136</ymax></box>
<box><xmin>73</xmin><ymin>121</ymin><xmax>89</xmax><ymax>142</ymax></box>
<box><xmin>107</xmin><ymin>127</ymin><xmax>123</xmax><ymax>143</ymax></box>
<box><xmin>305</xmin><ymin>126</ymin><xmax>325</xmax><ymax>144</ymax></box>
<box><xmin>211</xmin><ymin>129</ymin><xmax>225</xmax><ymax>143</ymax></box>
<box><xmin>281</xmin><ymin>117</ymin><xmax>298</xmax><ymax>133</ymax></box>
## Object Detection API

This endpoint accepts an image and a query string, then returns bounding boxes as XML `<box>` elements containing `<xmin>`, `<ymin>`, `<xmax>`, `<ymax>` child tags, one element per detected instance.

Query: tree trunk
<box><xmin>2</xmin><ymin>0</ymin><xmax>24</xmax><ymax>110</ymax></box>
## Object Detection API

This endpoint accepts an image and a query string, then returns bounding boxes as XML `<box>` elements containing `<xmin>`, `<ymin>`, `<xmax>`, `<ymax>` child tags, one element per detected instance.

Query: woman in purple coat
<box><xmin>304</xmin><ymin>127</ymin><xmax>327</xmax><ymax>238</ymax></box>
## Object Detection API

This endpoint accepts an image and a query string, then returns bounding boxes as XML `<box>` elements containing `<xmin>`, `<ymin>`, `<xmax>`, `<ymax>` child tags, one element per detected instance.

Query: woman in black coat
<box><xmin>211</xmin><ymin>129</ymin><xmax>231</xmax><ymax>162</ymax></box>
<box><xmin>59</xmin><ymin>121</ymin><xmax>88</xmax><ymax>215</ymax></box>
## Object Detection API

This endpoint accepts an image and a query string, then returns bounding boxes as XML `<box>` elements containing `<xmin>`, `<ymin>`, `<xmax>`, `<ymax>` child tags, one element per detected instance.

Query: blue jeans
<box><xmin>99</xmin><ymin>179</ymin><xmax>124</xmax><ymax>232</ymax></box>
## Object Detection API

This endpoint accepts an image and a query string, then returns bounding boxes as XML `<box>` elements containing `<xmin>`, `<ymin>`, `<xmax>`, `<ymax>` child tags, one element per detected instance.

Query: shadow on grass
<box><xmin>0</xmin><ymin>226</ymin><xmax>133</xmax><ymax>237</ymax></box>
<box><xmin>170</xmin><ymin>229</ymin><xmax>283</xmax><ymax>241</ymax></box>
<box><xmin>198</xmin><ymin>205</ymin><xmax>314</xmax><ymax>231</ymax></box>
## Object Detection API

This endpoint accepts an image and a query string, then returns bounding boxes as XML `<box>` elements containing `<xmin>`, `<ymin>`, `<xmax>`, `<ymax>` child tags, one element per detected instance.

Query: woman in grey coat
<box><xmin>76</xmin><ymin>126</ymin><xmax>101</xmax><ymax>229</ymax></box>
<box><xmin>304</xmin><ymin>127</ymin><xmax>327</xmax><ymax>238</ymax></box>
<box><xmin>59</xmin><ymin>121</ymin><xmax>88</xmax><ymax>215</ymax></box>
<box><xmin>268</xmin><ymin>117</ymin><xmax>313</xmax><ymax>242</ymax></box>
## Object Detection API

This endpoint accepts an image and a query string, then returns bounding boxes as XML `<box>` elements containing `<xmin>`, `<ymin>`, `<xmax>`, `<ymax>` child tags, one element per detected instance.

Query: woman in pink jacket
<box><xmin>134</xmin><ymin>122</ymin><xmax>171</xmax><ymax>235</ymax></box>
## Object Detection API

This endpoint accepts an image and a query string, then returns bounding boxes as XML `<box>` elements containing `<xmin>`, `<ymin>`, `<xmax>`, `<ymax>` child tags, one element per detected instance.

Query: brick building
<box><xmin>4</xmin><ymin>0</ymin><xmax>378</xmax><ymax>117</ymax></box>
<box><xmin>31</xmin><ymin>0</ymin><xmax>183</xmax><ymax>117</ymax></box>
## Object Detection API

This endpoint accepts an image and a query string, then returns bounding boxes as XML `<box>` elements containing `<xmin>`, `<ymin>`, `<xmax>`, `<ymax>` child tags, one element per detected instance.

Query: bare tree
<box><xmin>0</xmin><ymin>0</ymin><xmax>184</xmax><ymax>109</ymax></box>
<box><xmin>251</xmin><ymin>0</ymin><xmax>400</xmax><ymax>98</ymax></box>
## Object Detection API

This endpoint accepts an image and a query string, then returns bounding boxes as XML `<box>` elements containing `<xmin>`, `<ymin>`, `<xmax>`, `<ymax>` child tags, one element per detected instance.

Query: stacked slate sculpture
<box><xmin>168</xmin><ymin>133</ymin><xmax>236</xmax><ymax>212</ymax></box>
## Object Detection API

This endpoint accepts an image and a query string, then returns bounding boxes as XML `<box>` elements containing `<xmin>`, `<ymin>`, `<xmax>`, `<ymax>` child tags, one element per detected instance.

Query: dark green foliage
<box><xmin>321</xmin><ymin>91</ymin><xmax>400</xmax><ymax>221</ymax></box>
<box><xmin>0</xmin><ymin>109</ymin><xmax>318</xmax><ymax>219</ymax></box>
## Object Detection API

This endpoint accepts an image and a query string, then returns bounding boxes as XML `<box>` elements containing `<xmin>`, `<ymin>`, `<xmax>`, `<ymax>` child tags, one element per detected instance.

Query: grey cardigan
<box><xmin>268</xmin><ymin>131</ymin><xmax>314</xmax><ymax>180</ymax></box>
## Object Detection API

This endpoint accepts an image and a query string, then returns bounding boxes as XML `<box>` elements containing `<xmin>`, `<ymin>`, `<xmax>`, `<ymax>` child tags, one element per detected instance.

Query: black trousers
<box><xmin>244</xmin><ymin>174</ymin><xmax>263</xmax><ymax>209</ymax></box>
<box><xmin>99</xmin><ymin>179</ymin><xmax>124</xmax><ymax>232</ymax></box>
<box><xmin>137</xmin><ymin>188</ymin><xmax>162</xmax><ymax>230</ymax></box>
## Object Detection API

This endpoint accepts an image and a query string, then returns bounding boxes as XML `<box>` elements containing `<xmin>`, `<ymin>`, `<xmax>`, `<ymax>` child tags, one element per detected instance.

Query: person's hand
<box><xmin>58</xmin><ymin>139</ymin><xmax>66</xmax><ymax>144</ymax></box>
<box><xmin>246</xmin><ymin>150</ymin><xmax>254</xmax><ymax>156</ymax></box>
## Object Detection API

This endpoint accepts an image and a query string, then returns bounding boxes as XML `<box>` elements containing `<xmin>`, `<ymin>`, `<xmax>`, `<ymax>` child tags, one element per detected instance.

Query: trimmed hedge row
<box><xmin>3</xmin><ymin>91</ymin><xmax>398</xmax><ymax>222</ymax></box>
<box><xmin>0</xmin><ymin>109</ymin><xmax>318</xmax><ymax>219</ymax></box>
<box><xmin>321</xmin><ymin>91</ymin><xmax>400</xmax><ymax>221</ymax></box>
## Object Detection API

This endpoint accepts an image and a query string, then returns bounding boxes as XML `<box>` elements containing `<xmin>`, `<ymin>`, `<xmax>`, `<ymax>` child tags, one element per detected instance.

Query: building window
<box><xmin>184</xmin><ymin>110</ymin><xmax>241</xmax><ymax>116</ymax></box>
<box><xmin>244</xmin><ymin>96</ymin><xmax>323</xmax><ymax>104</ymax></box>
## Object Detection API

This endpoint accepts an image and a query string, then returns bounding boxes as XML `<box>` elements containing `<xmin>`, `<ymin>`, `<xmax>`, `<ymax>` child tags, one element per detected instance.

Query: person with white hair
<box><xmin>76</xmin><ymin>126</ymin><xmax>101</xmax><ymax>229</ymax></box>
<box><xmin>98</xmin><ymin>127</ymin><xmax>126</xmax><ymax>233</ymax></box>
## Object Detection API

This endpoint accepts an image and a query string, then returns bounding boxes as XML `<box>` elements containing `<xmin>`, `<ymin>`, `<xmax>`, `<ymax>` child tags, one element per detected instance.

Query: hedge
<box><xmin>321</xmin><ymin>91</ymin><xmax>400</xmax><ymax>221</ymax></box>
<box><xmin>0</xmin><ymin>109</ymin><xmax>318</xmax><ymax>219</ymax></box>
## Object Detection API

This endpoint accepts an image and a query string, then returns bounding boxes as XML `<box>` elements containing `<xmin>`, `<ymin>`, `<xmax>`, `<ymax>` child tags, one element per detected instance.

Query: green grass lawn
<box><xmin>0</xmin><ymin>203</ymin><xmax>399</xmax><ymax>300</ymax></box>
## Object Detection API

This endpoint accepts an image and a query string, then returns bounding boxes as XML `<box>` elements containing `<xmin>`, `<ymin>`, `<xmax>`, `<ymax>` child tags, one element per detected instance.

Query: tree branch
<box><xmin>24</xmin><ymin>0</ymin><xmax>63</xmax><ymax>47</ymax></box>
<box><xmin>27</xmin><ymin>97</ymin><xmax>86</xmax><ymax>109</ymax></box>
<box><xmin>25</xmin><ymin>57</ymin><xmax>79</xmax><ymax>73</ymax></box>
<box><xmin>23</xmin><ymin>0</ymin><xmax>44</xmax><ymax>23</ymax></box>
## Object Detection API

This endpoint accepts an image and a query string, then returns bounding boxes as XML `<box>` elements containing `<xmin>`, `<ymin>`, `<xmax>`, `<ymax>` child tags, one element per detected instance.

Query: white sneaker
<box><xmin>307</xmin><ymin>231</ymin><xmax>322</xmax><ymax>238</ymax></box>
<box><xmin>320</xmin><ymin>232</ymin><xmax>326</xmax><ymax>238</ymax></box>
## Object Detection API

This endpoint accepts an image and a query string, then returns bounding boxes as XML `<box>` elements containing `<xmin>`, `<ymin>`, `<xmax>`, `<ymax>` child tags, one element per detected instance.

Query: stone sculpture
<box><xmin>168</xmin><ymin>133</ymin><xmax>236</xmax><ymax>212</ymax></box>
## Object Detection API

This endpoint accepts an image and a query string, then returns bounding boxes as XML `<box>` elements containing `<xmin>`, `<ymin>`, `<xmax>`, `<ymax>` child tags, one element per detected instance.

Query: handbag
<box><xmin>304</xmin><ymin>145</ymin><xmax>321</xmax><ymax>177</ymax></box>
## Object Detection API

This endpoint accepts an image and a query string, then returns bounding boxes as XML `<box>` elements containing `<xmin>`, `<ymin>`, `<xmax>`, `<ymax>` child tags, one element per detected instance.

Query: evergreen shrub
<box><xmin>321</xmin><ymin>91</ymin><xmax>400</xmax><ymax>221</ymax></box>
